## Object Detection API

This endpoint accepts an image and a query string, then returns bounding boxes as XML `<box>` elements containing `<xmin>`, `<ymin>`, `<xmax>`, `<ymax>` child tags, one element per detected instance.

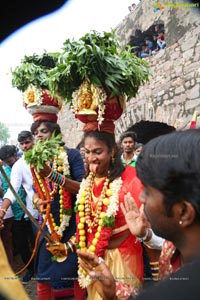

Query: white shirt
<box><xmin>144</xmin><ymin>229</ymin><xmax>164</xmax><ymax>250</ymax></box>
<box><xmin>4</xmin><ymin>155</ymin><xmax>38</xmax><ymax>219</ymax></box>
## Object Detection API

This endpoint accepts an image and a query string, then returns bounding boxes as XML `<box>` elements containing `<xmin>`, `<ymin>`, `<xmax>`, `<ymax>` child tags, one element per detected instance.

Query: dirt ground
<box><xmin>13</xmin><ymin>254</ymin><xmax>87</xmax><ymax>300</ymax></box>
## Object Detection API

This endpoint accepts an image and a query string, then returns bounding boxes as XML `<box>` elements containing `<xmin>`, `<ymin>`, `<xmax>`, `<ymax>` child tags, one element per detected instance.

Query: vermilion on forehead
<box><xmin>84</xmin><ymin>144</ymin><xmax>103</xmax><ymax>151</ymax></box>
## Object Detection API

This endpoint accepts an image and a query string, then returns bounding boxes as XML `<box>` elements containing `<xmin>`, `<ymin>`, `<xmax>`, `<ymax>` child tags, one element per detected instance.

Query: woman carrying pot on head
<box><xmin>75</xmin><ymin>119</ymin><xmax>145</xmax><ymax>300</ymax></box>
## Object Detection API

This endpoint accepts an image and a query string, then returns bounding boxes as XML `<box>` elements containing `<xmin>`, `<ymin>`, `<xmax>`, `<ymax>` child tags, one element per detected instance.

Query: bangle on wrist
<box><xmin>137</xmin><ymin>228</ymin><xmax>152</xmax><ymax>243</ymax></box>
<box><xmin>32</xmin><ymin>198</ymin><xmax>39</xmax><ymax>209</ymax></box>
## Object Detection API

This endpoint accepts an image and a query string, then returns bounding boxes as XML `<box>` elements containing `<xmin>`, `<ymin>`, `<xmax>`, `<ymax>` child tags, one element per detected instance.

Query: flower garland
<box><xmin>75</xmin><ymin>172</ymin><xmax>123</xmax><ymax>288</ymax></box>
<box><xmin>32</xmin><ymin>146</ymin><xmax>72</xmax><ymax>242</ymax></box>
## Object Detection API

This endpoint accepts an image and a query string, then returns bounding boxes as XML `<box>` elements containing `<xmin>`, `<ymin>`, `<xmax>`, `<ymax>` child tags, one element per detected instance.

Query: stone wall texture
<box><xmin>58</xmin><ymin>0</ymin><xmax>200</xmax><ymax>146</ymax></box>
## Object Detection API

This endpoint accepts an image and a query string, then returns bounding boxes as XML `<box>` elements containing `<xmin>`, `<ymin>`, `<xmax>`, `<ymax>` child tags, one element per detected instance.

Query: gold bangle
<box><xmin>32</xmin><ymin>198</ymin><xmax>39</xmax><ymax>209</ymax></box>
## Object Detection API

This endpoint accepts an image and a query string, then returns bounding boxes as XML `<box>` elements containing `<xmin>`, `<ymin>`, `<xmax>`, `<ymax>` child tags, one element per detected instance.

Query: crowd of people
<box><xmin>137</xmin><ymin>25</ymin><xmax>166</xmax><ymax>58</ymax></box>
<box><xmin>0</xmin><ymin>57</ymin><xmax>198</xmax><ymax>300</ymax></box>
<box><xmin>0</xmin><ymin>1</ymin><xmax>199</xmax><ymax>300</ymax></box>
<box><xmin>1</xmin><ymin>121</ymin><xmax>200</xmax><ymax>300</ymax></box>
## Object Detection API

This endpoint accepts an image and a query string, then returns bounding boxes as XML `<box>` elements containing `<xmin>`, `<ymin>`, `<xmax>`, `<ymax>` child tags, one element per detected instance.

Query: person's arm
<box><xmin>38</xmin><ymin>148</ymin><xmax>84</xmax><ymax>194</ymax></box>
<box><xmin>121</xmin><ymin>192</ymin><xmax>164</xmax><ymax>249</ymax></box>
<box><xmin>77</xmin><ymin>250</ymin><xmax>117</xmax><ymax>300</ymax></box>
<box><xmin>39</xmin><ymin>163</ymin><xmax>80</xmax><ymax>194</ymax></box>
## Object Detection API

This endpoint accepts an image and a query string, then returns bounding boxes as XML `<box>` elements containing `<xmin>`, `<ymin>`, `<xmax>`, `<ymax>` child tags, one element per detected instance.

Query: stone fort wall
<box><xmin>58</xmin><ymin>0</ymin><xmax>200</xmax><ymax>146</ymax></box>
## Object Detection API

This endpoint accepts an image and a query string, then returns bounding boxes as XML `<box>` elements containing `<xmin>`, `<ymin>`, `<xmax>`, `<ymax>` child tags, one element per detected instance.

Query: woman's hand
<box><xmin>32</xmin><ymin>194</ymin><xmax>52</xmax><ymax>213</ymax></box>
<box><xmin>46</xmin><ymin>242</ymin><xmax>68</xmax><ymax>258</ymax></box>
<box><xmin>77</xmin><ymin>250</ymin><xmax>116</xmax><ymax>300</ymax></box>
<box><xmin>38</xmin><ymin>163</ymin><xmax>52</xmax><ymax>178</ymax></box>
<box><xmin>121</xmin><ymin>192</ymin><xmax>150</xmax><ymax>238</ymax></box>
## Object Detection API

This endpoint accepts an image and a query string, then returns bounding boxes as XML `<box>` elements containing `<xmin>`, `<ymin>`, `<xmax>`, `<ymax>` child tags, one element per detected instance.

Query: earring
<box><xmin>111</xmin><ymin>149</ymin><xmax>115</xmax><ymax>164</ymax></box>
<box><xmin>179</xmin><ymin>220</ymin><xmax>183</xmax><ymax>225</ymax></box>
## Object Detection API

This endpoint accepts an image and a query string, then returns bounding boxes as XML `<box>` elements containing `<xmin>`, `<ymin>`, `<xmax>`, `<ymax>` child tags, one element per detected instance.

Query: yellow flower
<box><xmin>106</xmin><ymin>189</ymin><xmax>112</xmax><ymax>197</ymax></box>
<box><xmin>103</xmin><ymin>197</ymin><xmax>110</xmax><ymax>206</ymax></box>
<box><xmin>78</xmin><ymin>204</ymin><xmax>85</xmax><ymax>211</ymax></box>
<box><xmin>78</xmin><ymin>223</ymin><xmax>84</xmax><ymax>230</ymax></box>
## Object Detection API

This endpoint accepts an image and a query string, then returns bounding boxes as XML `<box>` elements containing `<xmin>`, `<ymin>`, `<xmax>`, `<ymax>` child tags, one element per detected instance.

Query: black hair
<box><xmin>76</xmin><ymin>139</ymin><xmax>84</xmax><ymax>150</ymax></box>
<box><xmin>17</xmin><ymin>130</ymin><xmax>33</xmax><ymax>142</ymax></box>
<box><xmin>30</xmin><ymin>120</ymin><xmax>61</xmax><ymax>136</ymax></box>
<box><xmin>83</xmin><ymin>131</ymin><xmax>125</xmax><ymax>181</ymax></box>
<box><xmin>0</xmin><ymin>145</ymin><xmax>18</xmax><ymax>160</ymax></box>
<box><xmin>120</xmin><ymin>131</ymin><xmax>137</xmax><ymax>143</ymax></box>
<box><xmin>136</xmin><ymin>129</ymin><xmax>200</xmax><ymax>220</ymax></box>
<box><xmin>135</xmin><ymin>143</ymin><xmax>143</xmax><ymax>150</ymax></box>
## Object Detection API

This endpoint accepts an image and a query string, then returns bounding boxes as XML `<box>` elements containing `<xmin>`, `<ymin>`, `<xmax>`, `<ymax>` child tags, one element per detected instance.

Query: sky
<box><xmin>0</xmin><ymin>0</ymin><xmax>138</xmax><ymax>142</ymax></box>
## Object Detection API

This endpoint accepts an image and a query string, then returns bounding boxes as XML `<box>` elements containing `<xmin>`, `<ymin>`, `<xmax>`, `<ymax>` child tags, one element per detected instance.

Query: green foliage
<box><xmin>0</xmin><ymin>122</ymin><xmax>10</xmax><ymax>145</ymax></box>
<box><xmin>49</xmin><ymin>30</ymin><xmax>149</xmax><ymax>103</ymax></box>
<box><xmin>24</xmin><ymin>132</ymin><xmax>62</xmax><ymax>171</ymax></box>
<box><xmin>11</xmin><ymin>52</ymin><xmax>60</xmax><ymax>92</ymax></box>
<box><xmin>103</xmin><ymin>216</ymin><xmax>115</xmax><ymax>228</ymax></box>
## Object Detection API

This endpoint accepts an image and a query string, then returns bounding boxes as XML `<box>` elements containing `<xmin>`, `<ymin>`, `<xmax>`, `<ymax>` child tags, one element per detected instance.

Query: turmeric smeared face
<box><xmin>84</xmin><ymin>136</ymin><xmax>111</xmax><ymax>177</ymax></box>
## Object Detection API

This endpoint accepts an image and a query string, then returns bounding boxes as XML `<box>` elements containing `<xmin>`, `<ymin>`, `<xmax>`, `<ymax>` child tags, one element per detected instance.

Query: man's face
<box><xmin>121</xmin><ymin>137</ymin><xmax>136</xmax><ymax>154</ymax></box>
<box><xmin>33</xmin><ymin>123</ymin><xmax>51</xmax><ymax>141</ymax></box>
<box><xmin>19</xmin><ymin>138</ymin><xmax>34</xmax><ymax>152</ymax></box>
<box><xmin>139</xmin><ymin>185</ymin><xmax>180</xmax><ymax>242</ymax></box>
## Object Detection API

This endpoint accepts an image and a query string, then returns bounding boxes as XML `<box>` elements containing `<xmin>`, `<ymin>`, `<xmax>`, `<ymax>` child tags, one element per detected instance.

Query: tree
<box><xmin>0</xmin><ymin>122</ymin><xmax>10</xmax><ymax>146</ymax></box>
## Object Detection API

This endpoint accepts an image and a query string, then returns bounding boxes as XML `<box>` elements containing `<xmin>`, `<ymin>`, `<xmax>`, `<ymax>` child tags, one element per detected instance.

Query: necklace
<box><xmin>76</xmin><ymin>172</ymin><xmax>123</xmax><ymax>288</ymax></box>
<box><xmin>93</xmin><ymin>176</ymin><xmax>106</xmax><ymax>185</ymax></box>
<box><xmin>31</xmin><ymin>146</ymin><xmax>71</xmax><ymax>242</ymax></box>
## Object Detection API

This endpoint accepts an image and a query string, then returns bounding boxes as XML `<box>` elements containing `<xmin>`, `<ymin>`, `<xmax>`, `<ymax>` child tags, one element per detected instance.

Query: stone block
<box><xmin>175</xmin><ymin>86</ymin><xmax>185</xmax><ymax>95</ymax></box>
<box><xmin>174</xmin><ymin>94</ymin><xmax>186</xmax><ymax>104</ymax></box>
<box><xmin>185</xmin><ymin>98</ymin><xmax>200</xmax><ymax>110</ymax></box>
<box><xmin>186</xmin><ymin>84</ymin><xmax>200</xmax><ymax>99</ymax></box>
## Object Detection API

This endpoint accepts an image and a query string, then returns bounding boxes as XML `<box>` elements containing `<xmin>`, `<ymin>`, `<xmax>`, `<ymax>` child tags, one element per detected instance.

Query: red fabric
<box><xmin>37</xmin><ymin>282</ymin><xmax>51</xmax><ymax>300</ymax></box>
<box><xmin>74</xmin><ymin>280</ymin><xmax>87</xmax><ymax>300</ymax></box>
<box><xmin>42</xmin><ymin>90</ymin><xmax>60</xmax><ymax>107</ymax></box>
<box><xmin>32</xmin><ymin>112</ymin><xmax>58</xmax><ymax>122</ymax></box>
<box><xmin>37</xmin><ymin>282</ymin><xmax>75</xmax><ymax>299</ymax></box>
<box><xmin>82</xmin><ymin>120</ymin><xmax>115</xmax><ymax>134</ymax></box>
<box><xmin>103</xmin><ymin>96</ymin><xmax>123</xmax><ymax>120</ymax></box>
<box><xmin>115</xmin><ymin>166</ymin><xmax>144</xmax><ymax>281</ymax></box>
<box><xmin>76</xmin><ymin>96</ymin><xmax>123</xmax><ymax>133</ymax></box>
<box><xmin>76</xmin><ymin>165</ymin><xmax>144</xmax><ymax>281</ymax></box>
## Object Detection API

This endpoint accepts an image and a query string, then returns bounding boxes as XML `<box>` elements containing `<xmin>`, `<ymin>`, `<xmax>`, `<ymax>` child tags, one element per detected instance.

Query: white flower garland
<box><xmin>44</xmin><ymin>148</ymin><xmax>71</xmax><ymax>239</ymax></box>
<box><xmin>58</xmin><ymin>147</ymin><xmax>70</xmax><ymax>176</ymax></box>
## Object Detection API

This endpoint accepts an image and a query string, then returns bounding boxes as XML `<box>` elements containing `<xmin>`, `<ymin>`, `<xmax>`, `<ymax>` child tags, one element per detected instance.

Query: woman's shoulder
<box><xmin>121</xmin><ymin>165</ymin><xmax>137</xmax><ymax>179</ymax></box>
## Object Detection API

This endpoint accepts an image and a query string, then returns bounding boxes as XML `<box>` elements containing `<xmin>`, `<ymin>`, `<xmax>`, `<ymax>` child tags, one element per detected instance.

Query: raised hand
<box><xmin>121</xmin><ymin>192</ymin><xmax>150</xmax><ymax>238</ymax></box>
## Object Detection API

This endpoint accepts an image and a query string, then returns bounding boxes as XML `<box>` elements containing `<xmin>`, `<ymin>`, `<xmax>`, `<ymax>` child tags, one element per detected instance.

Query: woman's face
<box><xmin>84</xmin><ymin>136</ymin><xmax>112</xmax><ymax>177</ymax></box>
<box><xmin>33</xmin><ymin>123</ymin><xmax>51</xmax><ymax>141</ymax></box>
